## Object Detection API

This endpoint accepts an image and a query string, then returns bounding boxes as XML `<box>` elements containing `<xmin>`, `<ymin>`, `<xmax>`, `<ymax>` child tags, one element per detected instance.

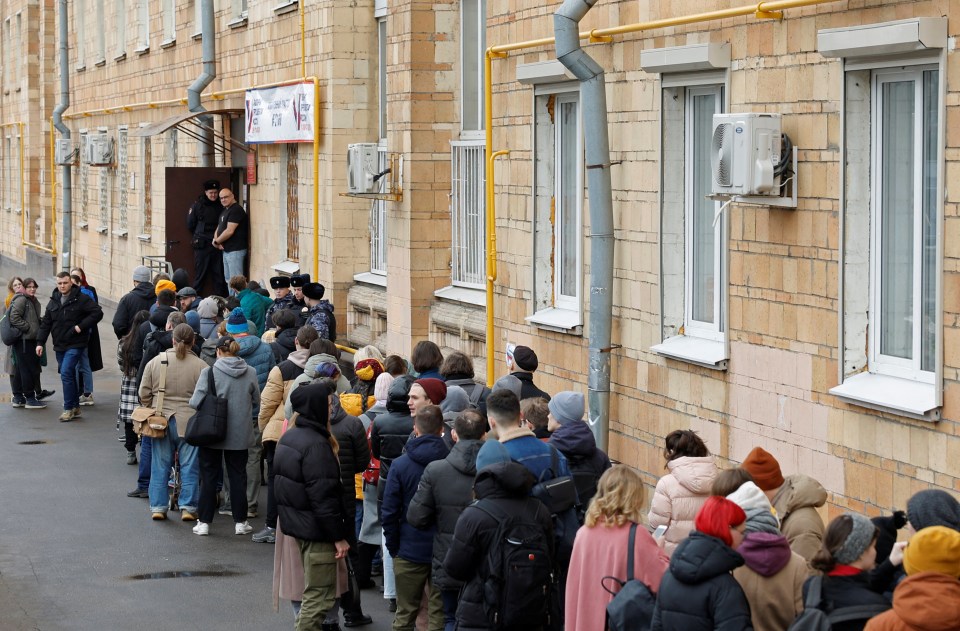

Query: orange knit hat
<box><xmin>740</xmin><ymin>447</ymin><xmax>784</xmax><ymax>491</ymax></box>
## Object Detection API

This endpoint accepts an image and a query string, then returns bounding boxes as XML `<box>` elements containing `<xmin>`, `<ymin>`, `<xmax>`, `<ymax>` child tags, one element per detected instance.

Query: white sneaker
<box><xmin>192</xmin><ymin>522</ymin><xmax>209</xmax><ymax>536</ymax></box>
<box><xmin>235</xmin><ymin>521</ymin><xmax>253</xmax><ymax>535</ymax></box>
<box><xmin>79</xmin><ymin>394</ymin><xmax>95</xmax><ymax>406</ymax></box>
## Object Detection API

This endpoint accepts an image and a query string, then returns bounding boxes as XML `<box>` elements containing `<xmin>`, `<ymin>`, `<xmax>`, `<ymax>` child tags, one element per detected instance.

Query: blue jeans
<box><xmin>441</xmin><ymin>589</ymin><xmax>459</xmax><ymax>631</ymax></box>
<box><xmin>148</xmin><ymin>416</ymin><xmax>199</xmax><ymax>514</ymax></box>
<box><xmin>75</xmin><ymin>349</ymin><xmax>93</xmax><ymax>395</ymax></box>
<box><xmin>55</xmin><ymin>348</ymin><xmax>83</xmax><ymax>410</ymax></box>
<box><xmin>222</xmin><ymin>249</ymin><xmax>247</xmax><ymax>292</ymax></box>
<box><xmin>137</xmin><ymin>436</ymin><xmax>153</xmax><ymax>491</ymax></box>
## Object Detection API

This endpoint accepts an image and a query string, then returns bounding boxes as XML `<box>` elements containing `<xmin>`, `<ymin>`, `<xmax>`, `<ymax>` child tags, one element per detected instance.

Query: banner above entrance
<box><xmin>245</xmin><ymin>82</ymin><xmax>316</xmax><ymax>144</ymax></box>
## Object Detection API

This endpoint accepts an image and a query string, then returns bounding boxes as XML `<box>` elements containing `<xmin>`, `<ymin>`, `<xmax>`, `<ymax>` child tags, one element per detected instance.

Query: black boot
<box><xmin>341</xmin><ymin>588</ymin><xmax>373</xmax><ymax>627</ymax></box>
<box><xmin>321</xmin><ymin>624</ymin><xmax>342</xmax><ymax>631</ymax></box>
<box><xmin>355</xmin><ymin>542</ymin><xmax>377</xmax><ymax>589</ymax></box>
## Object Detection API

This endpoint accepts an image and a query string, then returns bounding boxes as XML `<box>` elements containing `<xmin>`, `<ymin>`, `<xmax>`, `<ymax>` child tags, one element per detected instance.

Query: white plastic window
<box><xmin>460</xmin><ymin>0</ymin><xmax>486</xmax><ymax>135</ymax></box>
<box><xmin>554</xmin><ymin>93</ymin><xmax>582</xmax><ymax>311</ymax></box>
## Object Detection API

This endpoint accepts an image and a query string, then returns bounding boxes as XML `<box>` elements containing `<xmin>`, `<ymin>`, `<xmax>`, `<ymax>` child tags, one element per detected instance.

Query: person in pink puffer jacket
<box><xmin>647</xmin><ymin>429</ymin><xmax>719</xmax><ymax>556</ymax></box>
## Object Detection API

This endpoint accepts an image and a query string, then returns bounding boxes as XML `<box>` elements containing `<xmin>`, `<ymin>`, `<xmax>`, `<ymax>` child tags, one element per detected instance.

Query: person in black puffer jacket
<box><xmin>370</xmin><ymin>375</ymin><xmax>416</xmax><ymax>501</ymax></box>
<box><xmin>326</xmin><ymin>387</ymin><xmax>373</xmax><ymax>628</ymax></box>
<box><xmin>269</xmin><ymin>309</ymin><xmax>299</xmax><ymax>363</ymax></box>
<box><xmin>407</xmin><ymin>409</ymin><xmax>486</xmax><ymax>629</ymax></box>
<box><xmin>651</xmin><ymin>496</ymin><xmax>754</xmax><ymax>631</ymax></box>
<box><xmin>274</xmin><ymin>382</ymin><xmax>350</xmax><ymax>630</ymax></box>
<box><xmin>112</xmin><ymin>265</ymin><xmax>156</xmax><ymax>338</ymax></box>
<box><xmin>547</xmin><ymin>391</ymin><xmax>611</xmax><ymax>509</ymax></box>
<box><xmin>443</xmin><ymin>450</ymin><xmax>554</xmax><ymax>631</ymax></box>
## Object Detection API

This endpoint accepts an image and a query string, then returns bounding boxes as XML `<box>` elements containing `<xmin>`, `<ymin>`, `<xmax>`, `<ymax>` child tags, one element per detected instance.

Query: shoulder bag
<box><xmin>0</xmin><ymin>295</ymin><xmax>25</xmax><ymax>346</ymax></box>
<box><xmin>184</xmin><ymin>367</ymin><xmax>229</xmax><ymax>446</ymax></box>
<box><xmin>131</xmin><ymin>355</ymin><xmax>169</xmax><ymax>438</ymax></box>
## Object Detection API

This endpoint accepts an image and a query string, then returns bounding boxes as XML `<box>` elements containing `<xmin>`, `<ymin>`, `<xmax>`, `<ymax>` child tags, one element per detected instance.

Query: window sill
<box><xmin>434</xmin><ymin>285</ymin><xmax>486</xmax><ymax>307</ymax></box>
<box><xmin>75</xmin><ymin>65</ymin><xmax>86</xmax><ymax>73</ymax></box>
<box><xmin>526</xmin><ymin>307</ymin><xmax>582</xmax><ymax>333</ymax></box>
<box><xmin>228</xmin><ymin>16</ymin><xmax>249</xmax><ymax>29</ymax></box>
<box><xmin>112</xmin><ymin>229</ymin><xmax>128</xmax><ymax>238</ymax></box>
<box><xmin>354</xmin><ymin>271</ymin><xmax>387</xmax><ymax>288</ymax></box>
<box><xmin>272</xmin><ymin>260</ymin><xmax>300</xmax><ymax>275</ymax></box>
<box><xmin>137</xmin><ymin>234</ymin><xmax>151</xmax><ymax>242</ymax></box>
<box><xmin>274</xmin><ymin>1</ymin><xmax>299</xmax><ymax>15</ymax></box>
<box><xmin>135</xmin><ymin>46</ymin><xmax>150</xmax><ymax>56</ymax></box>
<box><xmin>94</xmin><ymin>58</ymin><xmax>106</xmax><ymax>68</ymax></box>
<box><xmin>160</xmin><ymin>39</ymin><xmax>176</xmax><ymax>49</ymax></box>
<box><xmin>96</xmin><ymin>226</ymin><xmax>109</xmax><ymax>234</ymax></box>
<box><xmin>830</xmin><ymin>372</ymin><xmax>940</xmax><ymax>421</ymax></box>
<box><xmin>78</xmin><ymin>222</ymin><xmax>89</xmax><ymax>229</ymax></box>
<box><xmin>651</xmin><ymin>335</ymin><xmax>728</xmax><ymax>370</ymax></box>
<box><xmin>114</xmin><ymin>52</ymin><xmax>127</xmax><ymax>63</ymax></box>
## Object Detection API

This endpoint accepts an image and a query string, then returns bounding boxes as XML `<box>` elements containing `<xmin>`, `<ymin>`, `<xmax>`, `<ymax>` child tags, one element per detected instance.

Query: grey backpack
<box><xmin>602</xmin><ymin>523</ymin><xmax>657</xmax><ymax>631</ymax></box>
<box><xmin>787</xmin><ymin>575</ymin><xmax>889</xmax><ymax>631</ymax></box>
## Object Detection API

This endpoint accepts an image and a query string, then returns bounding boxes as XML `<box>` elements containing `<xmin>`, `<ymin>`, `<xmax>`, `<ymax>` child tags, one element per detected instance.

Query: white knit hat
<box><xmin>727</xmin><ymin>481</ymin><xmax>780</xmax><ymax>534</ymax></box>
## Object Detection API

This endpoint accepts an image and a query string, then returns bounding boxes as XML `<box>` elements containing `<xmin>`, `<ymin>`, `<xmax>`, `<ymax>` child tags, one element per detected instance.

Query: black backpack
<box><xmin>787</xmin><ymin>575</ymin><xmax>890</xmax><ymax>631</ymax></box>
<box><xmin>602</xmin><ymin>523</ymin><xmax>657</xmax><ymax>631</ymax></box>
<box><xmin>0</xmin><ymin>295</ymin><xmax>25</xmax><ymax>346</ymax></box>
<box><xmin>530</xmin><ymin>445</ymin><xmax>581</xmax><ymax>567</ymax></box>
<box><xmin>475</xmin><ymin>497</ymin><xmax>556</xmax><ymax>630</ymax></box>
<box><xmin>566</xmin><ymin>453</ymin><xmax>601</xmax><ymax>511</ymax></box>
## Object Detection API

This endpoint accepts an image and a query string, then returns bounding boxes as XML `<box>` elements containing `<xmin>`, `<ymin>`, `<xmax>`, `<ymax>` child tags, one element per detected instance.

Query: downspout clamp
<box><xmin>188</xmin><ymin>0</ymin><xmax>216</xmax><ymax>167</ymax></box>
<box><xmin>53</xmin><ymin>0</ymin><xmax>71</xmax><ymax>271</ymax></box>
<box><xmin>554</xmin><ymin>0</ymin><xmax>614</xmax><ymax>451</ymax></box>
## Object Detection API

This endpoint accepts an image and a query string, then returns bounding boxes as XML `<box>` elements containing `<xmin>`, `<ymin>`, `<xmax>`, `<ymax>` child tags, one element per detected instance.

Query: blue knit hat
<box><xmin>225</xmin><ymin>307</ymin><xmax>247</xmax><ymax>334</ymax></box>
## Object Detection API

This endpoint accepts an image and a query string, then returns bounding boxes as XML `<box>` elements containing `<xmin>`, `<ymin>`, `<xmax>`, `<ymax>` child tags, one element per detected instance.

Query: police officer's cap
<box><xmin>203</xmin><ymin>179</ymin><xmax>221</xmax><ymax>191</ymax></box>
<box><xmin>270</xmin><ymin>276</ymin><xmax>291</xmax><ymax>289</ymax></box>
<box><xmin>290</xmin><ymin>274</ymin><xmax>311</xmax><ymax>288</ymax></box>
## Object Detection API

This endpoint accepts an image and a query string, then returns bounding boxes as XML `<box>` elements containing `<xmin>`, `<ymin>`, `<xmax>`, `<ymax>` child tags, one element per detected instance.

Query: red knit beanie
<box><xmin>740</xmin><ymin>447</ymin><xmax>785</xmax><ymax>491</ymax></box>
<box><xmin>695</xmin><ymin>497</ymin><xmax>747</xmax><ymax>547</ymax></box>
<box><xmin>415</xmin><ymin>378</ymin><xmax>447</xmax><ymax>405</ymax></box>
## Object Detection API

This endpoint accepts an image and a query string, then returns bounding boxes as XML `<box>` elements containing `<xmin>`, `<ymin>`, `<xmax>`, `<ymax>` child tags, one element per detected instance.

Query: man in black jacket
<box><xmin>407</xmin><ymin>409</ymin><xmax>486</xmax><ymax>629</ymax></box>
<box><xmin>36</xmin><ymin>272</ymin><xmax>104</xmax><ymax>422</ymax></box>
<box><xmin>187</xmin><ymin>179</ymin><xmax>228</xmax><ymax>297</ymax></box>
<box><xmin>370</xmin><ymin>375</ymin><xmax>416</xmax><ymax>502</ymax></box>
<box><xmin>131</xmin><ymin>291</ymin><xmax>179</xmax><ymax>389</ymax></box>
<box><xmin>274</xmin><ymin>382</ymin><xmax>350</xmax><ymax>631</ymax></box>
<box><xmin>508</xmin><ymin>345</ymin><xmax>551</xmax><ymax>401</ymax></box>
<box><xmin>112</xmin><ymin>265</ymin><xmax>155</xmax><ymax>337</ymax></box>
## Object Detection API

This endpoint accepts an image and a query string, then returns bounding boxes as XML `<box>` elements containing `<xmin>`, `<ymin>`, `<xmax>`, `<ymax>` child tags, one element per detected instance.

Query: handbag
<box><xmin>1</xmin><ymin>296</ymin><xmax>24</xmax><ymax>346</ymax></box>
<box><xmin>132</xmin><ymin>355</ymin><xmax>169</xmax><ymax>438</ymax></box>
<box><xmin>184</xmin><ymin>367</ymin><xmax>229</xmax><ymax>446</ymax></box>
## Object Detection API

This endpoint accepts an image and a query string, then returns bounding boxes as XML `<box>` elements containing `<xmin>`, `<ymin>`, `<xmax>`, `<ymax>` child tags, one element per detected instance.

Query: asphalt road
<box><xmin>0</xmin><ymin>297</ymin><xmax>395</xmax><ymax>631</ymax></box>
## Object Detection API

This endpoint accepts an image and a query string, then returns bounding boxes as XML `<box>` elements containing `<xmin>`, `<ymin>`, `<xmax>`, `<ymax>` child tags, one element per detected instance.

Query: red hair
<box><xmin>695</xmin><ymin>496</ymin><xmax>747</xmax><ymax>546</ymax></box>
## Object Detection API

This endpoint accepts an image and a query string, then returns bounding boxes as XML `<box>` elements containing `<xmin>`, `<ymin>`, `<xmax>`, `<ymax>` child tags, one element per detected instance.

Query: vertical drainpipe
<box><xmin>188</xmin><ymin>0</ymin><xmax>216</xmax><ymax>167</ymax></box>
<box><xmin>53</xmin><ymin>0</ymin><xmax>71</xmax><ymax>271</ymax></box>
<box><xmin>554</xmin><ymin>0</ymin><xmax>614</xmax><ymax>451</ymax></box>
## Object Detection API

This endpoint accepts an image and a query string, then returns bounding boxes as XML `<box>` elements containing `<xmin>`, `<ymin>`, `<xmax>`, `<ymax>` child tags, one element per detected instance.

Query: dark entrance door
<box><xmin>164</xmin><ymin>167</ymin><xmax>240</xmax><ymax>296</ymax></box>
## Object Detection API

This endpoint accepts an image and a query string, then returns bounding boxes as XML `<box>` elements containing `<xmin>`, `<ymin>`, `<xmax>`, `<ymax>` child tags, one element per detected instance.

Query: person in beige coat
<box><xmin>648</xmin><ymin>429</ymin><xmax>719</xmax><ymax>555</ymax></box>
<box><xmin>252</xmin><ymin>326</ymin><xmax>317</xmax><ymax>544</ymax></box>
<box><xmin>741</xmin><ymin>446</ymin><xmax>827</xmax><ymax>561</ymax></box>
<box><xmin>727</xmin><ymin>481</ymin><xmax>810</xmax><ymax>631</ymax></box>
<box><xmin>139</xmin><ymin>324</ymin><xmax>208</xmax><ymax>521</ymax></box>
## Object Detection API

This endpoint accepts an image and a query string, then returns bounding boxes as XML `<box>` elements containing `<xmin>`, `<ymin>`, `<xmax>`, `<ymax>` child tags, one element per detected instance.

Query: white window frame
<box><xmin>136</xmin><ymin>0</ymin><xmax>150</xmax><ymax>52</ymax></box>
<box><xmin>459</xmin><ymin>0</ymin><xmax>486</xmax><ymax>138</ymax></box>
<box><xmin>161</xmin><ymin>0</ymin><xmax>175</xmax><ymax>45</ymax></box>
<box><xmin>75</xmin><ymin>0</ymin><xmax>87</xmax><ymax>69</ymax></box>
<box><xmin>15</xmin><ymin>13</ymin><xmax>22</xmax><ymax>86</ymax></box>
<box><xmin>193</xmin><ymin>1</ymin><xmax>202</xmax><ymax>37</ymax></box>
<box><xmin>868</xmin><ymin>66</ymin><xmax>937</xmax><ymax>385</ymax></box>
<box><xmin>95</xmin><ymin>0</ymin><xmax>106</xmax><ymax>64</ymax></box>
<box><xmin>115</xmin><ymin>0</ymin><xmax>127</xmax><ymax>59</ymax></box>
<box><xmin>233</xmin><ymin>0</ymin><xmax>249</xmax><ymax>20</ymax></box>
<box><xmin>377</xmin><ymin>16</ymin><xmax>388</xmax><ymax>141</ymax></box>
<box><xmin>450</xmin><ymin>139</ymin><xmax>486</xmax><ymax>288</ymax></box>
<box><xmin>552</xmin><ymin>92</ymin><xmax>583</xmax><ymax>313</ymax></box>
<box><xmin>683</xmin><ymin>85</ymin><xmax>724</xmax><ymax>342</ymax></box>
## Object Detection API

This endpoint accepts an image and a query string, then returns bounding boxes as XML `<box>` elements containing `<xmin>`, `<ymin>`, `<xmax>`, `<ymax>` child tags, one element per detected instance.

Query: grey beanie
<box><xmin>441</xmin><ymin>385</ymin><xmax>470</xmax><ymax>415</ymax></box>
<box><xmin>133</xmin><ymin>265</ymin><xmax>152</xmax><ymax>283</ymax></box>
<box><xmin>834</xmin><ymin>513</ymin><xmax>878</xmax><ymax>565</ymax></box>
<box><xmin>726</xmin><ymin>481</ymin><xmax>780</xmax><ymax>535</ymax></box>
<box><xmin>492</xmin><ymin>374</ymin><xmax>523</xmax><ymax>399</ymax></box>
<box><xmin>548</xmin><ymin>391</ymin><xmax>584</xmax><ymax>425</ymax></box>
<box><xmin>907</xmin><ymin>489</ymin><xmax>960</xmax><ymax>532</ymax></box>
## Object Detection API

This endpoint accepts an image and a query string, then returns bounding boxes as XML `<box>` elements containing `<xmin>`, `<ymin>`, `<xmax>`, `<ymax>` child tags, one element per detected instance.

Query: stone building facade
<box><xmin>0</xmin><ymin>0</ymin><xmax>956</xmax><ymax>515</ymax></box>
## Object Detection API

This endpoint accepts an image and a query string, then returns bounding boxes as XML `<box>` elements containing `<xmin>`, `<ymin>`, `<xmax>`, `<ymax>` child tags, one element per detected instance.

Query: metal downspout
<box><xmin>188</xmin><ymin>0</ymin><xmax>216</xmax><ymax>167</ymax></box>
<box><xmin>554</xmin><ymin>0</ymin><xmax>614</xmax><ymax>451</ymax></box>
<box><xmin>53</xmin><ymin>0</ymin><xmax>71</xmax><ymax>271</ymax></box>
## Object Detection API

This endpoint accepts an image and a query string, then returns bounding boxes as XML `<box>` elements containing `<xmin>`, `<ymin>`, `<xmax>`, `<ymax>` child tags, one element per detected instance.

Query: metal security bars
<box><xmin>450</xmin><ymin>139</ymin><xmax>486</xmax><ymax>287</ymax></box>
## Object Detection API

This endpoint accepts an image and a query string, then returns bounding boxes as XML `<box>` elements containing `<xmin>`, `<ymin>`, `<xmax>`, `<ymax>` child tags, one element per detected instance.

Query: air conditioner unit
<box><xmin>711</xmin><ymin>113</ymin><xmax>781</xmax><ymax>196</ymax></box>
<box><xmin>347</xmin><ymin>143</ymin><xmax>380</xmax><ymax>194</ymax></box>
<box><xmin>83</xmin><ymin>134</ymin><xmax>114</xmax><ymax>166</ymax></box>
<box><xmin>55</xmin><ymin>139</ymin><xmax>76</xmax><ymax>166</ymax></box>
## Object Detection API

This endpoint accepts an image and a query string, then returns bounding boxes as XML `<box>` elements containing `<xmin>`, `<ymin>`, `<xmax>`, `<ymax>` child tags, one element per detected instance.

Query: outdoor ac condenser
<box><xmin>711</xmin><ymin>113</ymin><xmax>781</xmax><ymax>196</ymax></box>
<box><xmin>55</xmin><ymin>139</ymin><xmax>76</xmax><ymax>166</ymax></box>
<box><xmin>84</xmin><ymin>134</ymin><xmax>114</xmax><ymax>166</ymax></box>
<box><xmin>347</xmin><ymin>143</ymin><xmax>380</xmax><ymax>194</ymax></box>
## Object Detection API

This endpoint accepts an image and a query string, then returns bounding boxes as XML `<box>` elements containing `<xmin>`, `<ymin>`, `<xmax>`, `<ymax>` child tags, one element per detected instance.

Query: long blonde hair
<box><xmin>584</xmin><ymin>465</ymin><xmax>647</xmax><ymax>528</ymax></box>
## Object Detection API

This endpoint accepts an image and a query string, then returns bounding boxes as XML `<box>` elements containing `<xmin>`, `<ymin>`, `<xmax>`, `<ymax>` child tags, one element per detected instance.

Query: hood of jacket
<box><xmin>440</xmin><ymin>385</ymin><xmax>470</xmax><ymax>414</ymax></box>
<box><xmin>150</xmin><ymin>330</ymin><xmax>174</xmax><ymax>350</ymax></box>
<box><xmin>669</xmin><ymin>531</ymin><xmax>745</xmax><ymax>584</ymax></box>
<box><xmin>274</xmin><ymin>327</ymin><xmax>297</xmax><ymax>351</ymax></box>
<box><xmin>667</xmin><ymin>455</ymin><xmax>719</xmax><ymax>495</ymax></box>
<box><xmin>303</xmin><ymin>352</ymin><xmax>339</xmax><ymax>378</ymax></box>
<box><xmin>474</xmin><ymin>461</ymin><xmax>536</xmax><ymax>500</ymax></box>
<box><xmin>287</xmin><ymin>348</ymin><xmax>310</xmax><ymax>369</ymax></box>
<box><xmin>549</xmin><ymin>419</ymin><xmax>598</xmax><ymax>458</ymax></box>
<box><xmin>405</xmin><ymin>434</ymin><xmax>449</xmax><ymax>467</ymax></box>
<box><xmin>447</xmin><ymin>439</ymin><xmax>483</xmax><ymax>476</ymax></box>
<box><xmin>132</xmin><ymin>282</ymin><xmax>156</xmax><ymax>301</ymax></box>
<box><xmin>149</xmin><ymin>305</ymin><xmax>177</xmax><ymax>330</ymax></box>
<box><xmin>293</xmin><ymin>411</ymin><xmax>333</xmax><ymax>437</ymax></box>
<box><xmin>235</xmin><ymin>333</ymin><xmax>266</xmax><ymax>358</ymax></box>
<box><xmin>774</xmin><ymin>474</ymin><xmax>828</xmax><ymax>515</ymax></box>
<box><xmin>737</xmin><ymin>532</ymin><xmax>793</xmax><ymax>577</ymax></box>
<box><xmin>214</xmin><ymin>355</ymin><xmax>250</xmax><ymax>378</ymax></box>
<box><xmin>890</xmin><ymin>572</ymin><xmax>960</xmax><ymax>631</ymax></box>
<box><xmin>386</xmin><ymin>375</ymin><xmax>416</xmax><ymax>413</ymax></box>
<box><xmin>329</xmin><ymin>395</ymin><xmax>348</xmax><ymax>425</ymax></box>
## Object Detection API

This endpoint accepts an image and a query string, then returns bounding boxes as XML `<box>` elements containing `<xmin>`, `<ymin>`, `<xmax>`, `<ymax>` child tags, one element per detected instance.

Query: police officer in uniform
<box><xmin>289</xmin><ymin>274</ymin><xmax>309</xmax><ymax>320</ymax></box>
<box><xmin>264</xmin><ymin>276</ymin><xmax>296</xmax><ymax>327</ymax></box>
<box><xmin>187</xmin><ymin>180</ymin><xmax>228</xmax><ymax>297</ymax></box>
<box><xmin>301</xmin><ymin>282</ymin><xmax>337</xmax><ymax>342</ymax></box>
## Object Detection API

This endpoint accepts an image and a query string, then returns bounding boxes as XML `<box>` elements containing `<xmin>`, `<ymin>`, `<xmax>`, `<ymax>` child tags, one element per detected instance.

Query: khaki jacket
<box><xmin>258</xmin><ymin>365</ymin><xmax>294</xmax><ymax>443</ymax></box>
<box><xmin>139</xmin><ymin>350</ymin><xmax>207</xmax><ymax>428</ymax></box>
<box><xmin>772</xmin><ymin>474</ymin><xmax>827</xmax><ymax>561</ymax></box>
<box><xmin>734</xmin><ymin>550</ymin><xmax>809</xmax><ymax>631</ymax></box>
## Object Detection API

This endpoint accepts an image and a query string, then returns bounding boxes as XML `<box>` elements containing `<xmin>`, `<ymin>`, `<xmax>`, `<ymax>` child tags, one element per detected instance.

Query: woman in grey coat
<box><xmin>9</xmin><ymin>278</ymin><xmax>46</xmax><ymax>408</ymax></box>
<box><xmin>189</xmin><ymin>336</ymin><xmax>260</xmax><ymax>536</ymax></box>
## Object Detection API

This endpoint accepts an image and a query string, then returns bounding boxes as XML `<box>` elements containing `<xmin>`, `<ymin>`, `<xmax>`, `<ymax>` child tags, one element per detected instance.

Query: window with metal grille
<box><xmin>118</xmin><ymin>128</ymin><xmax>128</xmax><ymax>231</ymax></box>
<box><xmin>79</xmin><ymin>133</ymin><xmax>89</xmax><ymax>223</ymax></box>
<box><xmin>142</xmin><ymin>136</ymin><xmax>152</xmax><ymax>231</ymax></box>
<box><xmin>369</xmin><ymin>149</ymin><xmax>388</xmax><ymax>275</ymax></box>
<box><xmin>286</xmin><ymin>144</ymin><xmax>300</xmax><ymax>261</ymax></box>
<box><xmin>99</xmin><ymin>165</ymin><xmax>109</xmax><ymax>231</ymax></box>
<box><xmin>450</xmin><ymin>139</ymin><xmax>485</xmax><ymax>287</ymax></box>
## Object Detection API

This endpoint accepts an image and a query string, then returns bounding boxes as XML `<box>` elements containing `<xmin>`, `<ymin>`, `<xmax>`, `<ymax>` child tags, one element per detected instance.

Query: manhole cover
<box><xmin>126</xmin><ymin>570</ymin><xmax>244</xmax><ymax>580</ymax></box>
<box><xmin>18</xmin><ymin>440</ymin><xmax>48</xmax><ymax>445</ymax></box>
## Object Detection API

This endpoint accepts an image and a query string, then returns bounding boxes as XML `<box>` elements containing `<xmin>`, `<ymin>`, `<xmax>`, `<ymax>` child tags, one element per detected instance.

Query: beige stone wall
<box><xmin>487</xmin><ymin>0</ymin><xmax>960</xmax><ymax>514</ymax></box>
